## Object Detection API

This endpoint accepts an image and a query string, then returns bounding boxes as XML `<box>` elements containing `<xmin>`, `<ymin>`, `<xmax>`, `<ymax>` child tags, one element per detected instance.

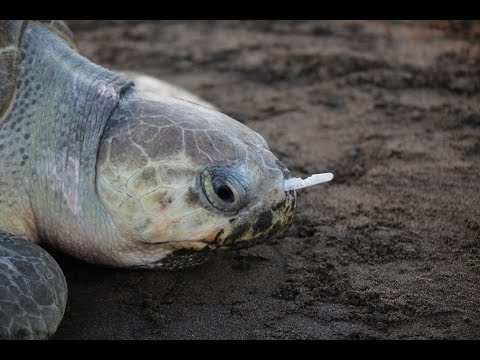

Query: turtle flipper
<box><xmin>0</xmin><ymin>231</ymin><xmax>67</xmax><ymax>339</ymax></box>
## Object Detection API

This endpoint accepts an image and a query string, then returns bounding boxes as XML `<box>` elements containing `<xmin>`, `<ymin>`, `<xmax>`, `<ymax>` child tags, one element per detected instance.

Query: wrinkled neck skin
<box><xmin>0</xmin><ymin>23</ymin><xmax>132</xmax><ymax>265</ymax></box>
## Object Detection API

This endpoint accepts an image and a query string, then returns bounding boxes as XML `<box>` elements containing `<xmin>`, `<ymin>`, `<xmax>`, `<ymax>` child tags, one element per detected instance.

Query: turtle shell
<box><xmin>0</xmin><ymin>20</ymin><xmax>77</xmax><ymax>118</ymax></box>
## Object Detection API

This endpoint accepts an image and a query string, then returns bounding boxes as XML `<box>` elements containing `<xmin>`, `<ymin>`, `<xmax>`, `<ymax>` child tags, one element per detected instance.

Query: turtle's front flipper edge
<box><xmin>0</xmin><ymin>231</ymin><xmax>67</xmax><ymax>339</ymax></box>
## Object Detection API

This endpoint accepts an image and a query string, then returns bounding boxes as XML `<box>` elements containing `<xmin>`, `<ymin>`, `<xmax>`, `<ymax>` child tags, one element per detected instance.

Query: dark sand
<box><xmin>52</xmin><ymin>20</ymin><xmax>480</xmax><ymax>339</ymax></box>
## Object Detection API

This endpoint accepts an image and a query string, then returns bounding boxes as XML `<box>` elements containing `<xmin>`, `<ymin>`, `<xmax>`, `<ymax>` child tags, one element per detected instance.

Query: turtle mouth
<box><xmin>140</xmin><ymin>248</ymin><xmax>212</xmax><ymax>270</ymax></box>
<box><xmin>138</xmin><ymin>197</ymin><xmax>295</xmax><ymax>270</ymax></box>
<box><xmin>138</xmin><ymin>172</ymin><xmax>296</xmax><ymax>266</ymax></box>
<box><xmin>139</xmin><ymin>233</ymin><xmax>267</xmax><ymax>270</ymax></box>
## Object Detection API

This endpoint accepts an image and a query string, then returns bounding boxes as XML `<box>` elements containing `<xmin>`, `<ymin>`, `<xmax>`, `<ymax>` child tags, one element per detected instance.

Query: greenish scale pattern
<box><xmin>0</xmin><ymin>37</ymin><xmax>36</xmax><ymax>217</ymax></box>
<box><xmin>0</xmin><ymin>231</ymin><xmax>67</xmax><ymax>339</ymax></box>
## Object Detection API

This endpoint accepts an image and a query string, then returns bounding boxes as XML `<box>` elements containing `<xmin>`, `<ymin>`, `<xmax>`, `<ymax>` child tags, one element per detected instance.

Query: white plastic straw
<box><xmin>283</xmin><ymin>172</ymin><xmax>334</xmax><ymax>191</ymax></box>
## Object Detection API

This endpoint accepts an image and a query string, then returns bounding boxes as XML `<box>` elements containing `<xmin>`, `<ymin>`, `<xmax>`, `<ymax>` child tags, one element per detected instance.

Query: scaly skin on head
<box><xmin>97</xmin><ymin>91</ymin><xmax>296</xmax><ymax>268</ymax></box>
<box><xmin>0</xmin><ymin>22</ymin><xmax>297</xmax><ymax>270</ymax></box>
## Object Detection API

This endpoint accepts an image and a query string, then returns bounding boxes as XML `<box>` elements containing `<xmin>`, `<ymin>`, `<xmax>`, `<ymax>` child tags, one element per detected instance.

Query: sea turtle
<box><xmin>0</xmin><ymin>20</ymin><xmax>332</xmax><ymax>339</ymax></box>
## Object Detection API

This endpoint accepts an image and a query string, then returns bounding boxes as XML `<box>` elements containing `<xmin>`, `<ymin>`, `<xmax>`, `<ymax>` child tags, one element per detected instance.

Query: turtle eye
<box><xmin>200</xmin><ymin>167</ymin><xmax>249</xmax><ymax>213</ymax></box>
<box><xmin>213</xmin><ymin>178</ymin><xmax>235</xmax><ymax>203</ymax></box>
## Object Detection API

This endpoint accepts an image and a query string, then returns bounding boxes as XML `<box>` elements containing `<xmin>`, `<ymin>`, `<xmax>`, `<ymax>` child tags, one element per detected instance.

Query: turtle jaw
<box><xmin>211</xmin><ymin>183</ymin><xmax>297</xmax><ymax>249</ymax></box>
<box><xmin>122</xmin><ymin>184</ymin><xmax>296</xmax><ymax>269</ymax></box>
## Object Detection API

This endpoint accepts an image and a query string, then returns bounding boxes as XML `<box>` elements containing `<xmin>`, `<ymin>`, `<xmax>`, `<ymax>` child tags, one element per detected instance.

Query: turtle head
<box><xmin>96</xmin><ymin>89</ymin><xmax>296</xmax><ymax>269</ymax></box>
